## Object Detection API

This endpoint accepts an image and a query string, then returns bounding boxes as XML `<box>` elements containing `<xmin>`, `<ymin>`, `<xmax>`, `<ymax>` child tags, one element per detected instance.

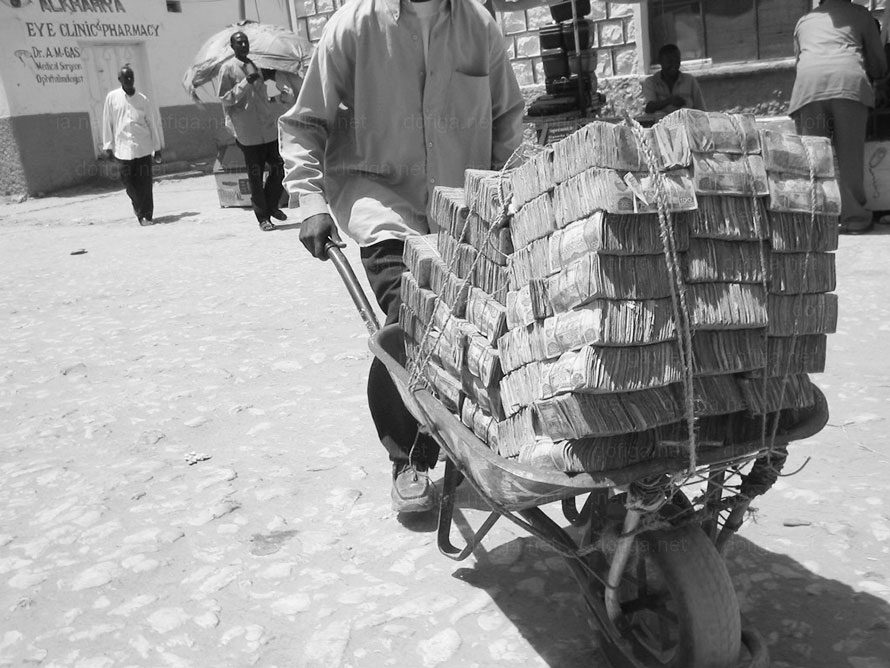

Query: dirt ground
<box><xmin>1</xmin><ymin>173</ymin><xmax>889</xmax><ymax>668</ymax></box>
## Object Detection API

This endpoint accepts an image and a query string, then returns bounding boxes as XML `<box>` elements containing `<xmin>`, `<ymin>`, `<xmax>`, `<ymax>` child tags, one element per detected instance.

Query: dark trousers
<box><xmin>361</xmin><ymin>240</ymin><xmax>439</xmax><ymax>469</ymax></box>
<box><xmin>237</xmin><ymin>140</ymin><xmax>284</xmax><ymax>222</ymax></box>
<box><xmin>794</xmin><ymin>99</ymin><xmax>871</xmax><ymax>225</ymax></box>
<box><xmin>117</xmin><ymin>155</ymin><xmax>153</xmax><ymax>221</ymax></box>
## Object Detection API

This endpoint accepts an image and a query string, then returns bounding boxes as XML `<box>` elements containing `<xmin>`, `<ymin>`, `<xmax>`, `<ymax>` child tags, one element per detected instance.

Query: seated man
<box><xmin>642</xmin><ymin>44</ymin><xmax>706</xmax><ymax>115</ymax></box>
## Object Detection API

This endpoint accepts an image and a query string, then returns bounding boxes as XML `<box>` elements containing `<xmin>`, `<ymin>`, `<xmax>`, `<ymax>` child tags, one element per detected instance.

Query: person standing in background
<box><xmin>790</xmin><ymin>0</ymin><xmax>887</xmax><ymax>234</ymax></box>
<box><xmin>102</xmin><ymin>65</ymin><xmax>164</xmax><ymax>226</ymax></box>
<box><xmin>641</xmin><ymin>43</ymin><xmax>706</xmax><ymax>116</ymax></box>
<box><xmin>218</xmin><ymin>32</ymin><xmax>287</xmax><ymax>232</ymax></box>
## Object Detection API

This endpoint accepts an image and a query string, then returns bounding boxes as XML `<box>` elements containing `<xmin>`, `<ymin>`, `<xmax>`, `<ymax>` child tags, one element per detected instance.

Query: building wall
<box><xmin>290</xmin><ymin>0</ymin><xmax>884</xmax><ymax>119</ymax></box>
<box><xmin>0</xmin><ymin>0</ymin><xmax>291</xmax><ymax>197</ymax></box>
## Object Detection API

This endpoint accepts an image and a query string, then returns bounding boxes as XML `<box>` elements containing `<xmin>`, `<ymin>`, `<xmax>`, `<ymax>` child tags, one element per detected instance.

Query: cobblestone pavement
<box><xmin>1</xmin><ymin>174</ymin><xmax>889</xmax><ymax>668</ymax></box>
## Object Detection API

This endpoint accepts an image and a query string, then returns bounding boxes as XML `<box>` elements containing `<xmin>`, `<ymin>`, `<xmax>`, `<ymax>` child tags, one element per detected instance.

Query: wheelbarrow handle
<box><xmin>324</xmin><ymin>242</ymin><xmax>381</xmax><ymax>335</ymax></box>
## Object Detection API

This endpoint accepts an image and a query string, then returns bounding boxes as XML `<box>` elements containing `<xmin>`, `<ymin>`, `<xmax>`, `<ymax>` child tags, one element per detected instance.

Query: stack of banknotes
<box><xmin>395</xmin><ymin>109</ymin><xmax>838</xmax><ymax>472</ymax></box>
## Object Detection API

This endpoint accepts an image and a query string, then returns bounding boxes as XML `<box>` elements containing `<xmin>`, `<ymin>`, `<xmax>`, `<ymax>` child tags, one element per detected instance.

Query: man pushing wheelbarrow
<box><xmin>279</xmin><ymin>0</ymin><xmax>525</xmax><ymax>513</ymax></box>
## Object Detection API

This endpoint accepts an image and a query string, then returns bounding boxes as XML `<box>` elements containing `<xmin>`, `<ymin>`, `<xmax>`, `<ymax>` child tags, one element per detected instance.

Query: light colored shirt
<box><xmin>404</xmin><ymin>0</ymin><xmax>443</xmax><ymax>63</ymax></box>
<box><xmin>641</xmin><ymin>70</ymin><xmax>706</xmax><ymax>114</ymax></box>
<box><xmin>279</xmin><ymin>0</ymin><xmax>525</xmax><ymax>247</ymax></box>
<box><xmin>102</xmin><ymin>88</ymin><xmax>163</xmax><ymax>160</ymax></box>
<box><xmin>789</xmin><ymin>0</ymin><xmax>887</xmax><ymax>114</ymax></box>
<box><xmin>217</xmin><ymin>57</ymin><xmax>279</xmax><ymax>146</ymax></box>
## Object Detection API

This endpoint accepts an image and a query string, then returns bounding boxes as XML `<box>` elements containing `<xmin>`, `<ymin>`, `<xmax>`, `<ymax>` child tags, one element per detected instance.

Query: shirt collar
<box><xmin>381</xmin><ymin>0</ymin><xmax>453</xmax><ymax>23</ymax></box>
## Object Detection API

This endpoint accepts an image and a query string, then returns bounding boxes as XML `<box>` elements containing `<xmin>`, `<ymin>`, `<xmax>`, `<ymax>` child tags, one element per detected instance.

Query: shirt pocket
<box><xmin>443</xmin><ymin>72</ymin><xmax>492</xmax><ymax>141</ymax></box>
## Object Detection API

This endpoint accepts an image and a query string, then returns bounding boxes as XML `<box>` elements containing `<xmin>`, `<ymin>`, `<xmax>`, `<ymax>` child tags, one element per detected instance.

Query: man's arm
<box><xmin>217</xmin><ymin>62</ymin><xmax>253</xmax><ymax>107</ymax></box>
<box><xmin>279</xmin><ymin>30</ymin><xmax>353</xmax><ymax>259</ymax></box>
<box><xmin>488</xmin><ymin>22</ymin><xmax>525</xmax><ymax>169</ymax></box>
<box><xmin>101</xmin><ymin>93</ymin><xmax>115</xmax><ymax>158</ymax></box>
<box><xmin>862</xmin><ymin>10</ymin><xmax>888</xmax><ymax>81</ymax></box>
<box><xmin>147</xmin><ymin>95</ymin><xmax>165</xmax><ymax>155</ymax></box>
<box><xmin>641</xmin><ymin>76</ymin><xmax>685</xmax><ymax>114</ymax></box>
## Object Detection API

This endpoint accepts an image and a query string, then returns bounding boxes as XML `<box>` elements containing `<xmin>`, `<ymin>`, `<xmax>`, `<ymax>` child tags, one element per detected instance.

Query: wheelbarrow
<box><xmin>325</xmin><ymin>243</ymin><xmax>829</xmax><ymax>668</ymax></box>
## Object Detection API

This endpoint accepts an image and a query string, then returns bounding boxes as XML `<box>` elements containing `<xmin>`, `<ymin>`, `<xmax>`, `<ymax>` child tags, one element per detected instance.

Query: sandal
<box><xmin>259</xmin><ymin>219</ymin><xmax>275</xmax><ymax>232</ymax></box>
<box><xmin>839</xmin><ymin>220</ymin><xmax>874</xmax><ymax>235</ymax></box>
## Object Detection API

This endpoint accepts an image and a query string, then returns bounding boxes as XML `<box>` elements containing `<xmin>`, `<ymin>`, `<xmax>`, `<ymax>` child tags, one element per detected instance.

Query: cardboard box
<box><xmin>213</xmin><ymin>142</ymin><xmax>251</xmax><ymax>208</ymax></box>
<box><xmin>214</xmin><ymin>171</ymin><xmax>252</xmax><ymax>208</ymax></box>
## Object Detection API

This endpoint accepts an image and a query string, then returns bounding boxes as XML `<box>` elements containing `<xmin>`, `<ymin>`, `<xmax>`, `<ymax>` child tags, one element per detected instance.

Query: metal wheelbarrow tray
<box><xmin>369</xmin><ymin>323</ymin><xmax>828</xmax><ymax>668</ymax></box>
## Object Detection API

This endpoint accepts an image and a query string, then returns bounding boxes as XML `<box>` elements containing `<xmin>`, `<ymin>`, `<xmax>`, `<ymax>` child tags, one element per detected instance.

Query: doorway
<box><xmin>80</xmin><ymin>43</ymin><xmax>156</xmax><ymax>155</ymax></box>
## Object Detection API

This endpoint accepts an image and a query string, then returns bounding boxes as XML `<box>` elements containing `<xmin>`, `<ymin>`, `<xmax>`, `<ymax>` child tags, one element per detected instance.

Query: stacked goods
<box><xmin>397</xmin><ymin>110</ymin><xmax>836</xmax><ymax>475</ymax></box>
<box><xmin>398</xmin><ymin>175</ymin><xmax>512</xmax><ymax>451</ymax></box>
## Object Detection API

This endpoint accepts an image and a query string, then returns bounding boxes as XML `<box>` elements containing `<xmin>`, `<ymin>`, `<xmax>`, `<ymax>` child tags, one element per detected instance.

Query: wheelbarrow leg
<box><xmin>437</xmin><ymin>457</ymin><xmax>499</xmax><ymax>561</ymax></box>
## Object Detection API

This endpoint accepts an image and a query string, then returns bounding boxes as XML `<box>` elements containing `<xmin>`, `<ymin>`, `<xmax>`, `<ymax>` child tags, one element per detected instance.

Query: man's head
<box><xmin>658</xmin><ymin>44</ymin><xmax>682</xmax><ymax>78</ymax></box>
<box><xmin>118</xmin><ymin>65</ymin><xmax>135</xmax><ymax>95</ymax></box>
<box><xmin>230</xmin><ymin>32</ymin><xmax>250</xmax><ymax>60</ymax></box>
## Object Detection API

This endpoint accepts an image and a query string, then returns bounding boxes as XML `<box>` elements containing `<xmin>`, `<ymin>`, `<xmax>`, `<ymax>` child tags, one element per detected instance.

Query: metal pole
<box><xmin>324</xmin><ymin>243</ymin><xmax>381</xmax><ymax>336</ymax></box>
<box><xmin>238</xmin><ymin>0</ymin><xmax>246</xmax><ymax>20</ymax></box>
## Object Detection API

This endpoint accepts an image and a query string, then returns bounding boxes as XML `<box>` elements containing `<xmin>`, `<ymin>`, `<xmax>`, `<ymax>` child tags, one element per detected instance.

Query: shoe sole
<box><xmin>391</xmin><ymin>487</ymin><xmax>438</xmax><ymax>513</ymax></box>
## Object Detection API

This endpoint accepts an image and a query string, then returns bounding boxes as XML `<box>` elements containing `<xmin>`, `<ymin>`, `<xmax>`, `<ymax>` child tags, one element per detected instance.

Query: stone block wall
<box><xmin>290</xmin><ymin>0</ymin><xmax>638</xmax><ymax>86</ymax></box>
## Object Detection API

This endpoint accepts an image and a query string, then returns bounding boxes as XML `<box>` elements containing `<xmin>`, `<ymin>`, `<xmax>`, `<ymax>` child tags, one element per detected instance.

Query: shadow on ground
<box><xmin>444</xmin><ymin>514</ymin><xmax>890</xmax><ymax>668</ymax></box>
<box><xmin>151</xmin><ymin>211</ymin><xmax>201</xmax><ymax>225</ymax></box>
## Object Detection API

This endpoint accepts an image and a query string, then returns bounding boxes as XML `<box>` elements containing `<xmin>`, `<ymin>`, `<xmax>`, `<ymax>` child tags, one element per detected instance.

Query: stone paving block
<box><xmin>516</xmin><ymin>33</ymin><xmax>541</xmax><ymax>58</ymax></box>
<box><xmin>503</xmin><ymin>10</ymin><xmax>528</xmax><ymax>34</ymax></box>
<box><xmin>526</xmin><ymin>6</ymin><xmax>552</xmax><ymax>30</ymax></box>
<box><xmin>293</xmin><ymin>0</ymin><xmax>315</xmax><ymax>18</ymax></box>
<box><xmin>613</xmin><ymin>44</ymin><xmax>638</xmax><ymax>76</ymax></box>
<box><xmin>598</xmin><ymin>19</ymin><xmax>625</xmax><ymax>47</ymax></box>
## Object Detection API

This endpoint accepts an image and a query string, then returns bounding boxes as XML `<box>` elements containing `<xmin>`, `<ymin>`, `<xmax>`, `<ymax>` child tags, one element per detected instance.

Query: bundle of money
<box><xmin>745</xmin><ymin>334</ymin><xmax>827</xmax><ymax>378</ymax></box>
<box><xmin>534</xmin><ymin>385</ymin><xmax>682</xmax><ymax>439</ymax></box>
<box><xmin>510</xmin><ymin>148</ymin><xmax>554</xmax><ymax>208</ymax></box>
<box><xmin>496</xmin><ymin>408</ymin><xmax>536</xmax><ymax>457</ymax></box>
<box><xmin>768</xmin><ymin>212</ymin><xmax>839</xmax><ymax>252</ymax></box>
<box><xmin>685</xmin><ymin>238</ymin><xmax>767</xmax><ymax>284</ymax></box>
<box><xmin>692</xmin><ymin>375</ymin><xmax>748</xmax><ymax>416</ymax></box>
<box><xmin>508</xmin><ymin>236</ymin><xmax>552</xmax><ymax>289</ymax></box>
<box><xmin>553</xmin><ymin>167</ymin><xmax>697</xmax><ymax>225</ymax></box>
<box><xmin>767</xmin><ymin>293</ymin><xmax>838</xmax><ymax>336</ymax></box>
<box><xmin>691</xmin><ymin>329</ymin><xmax>767</xmax><ymax>375</ymax></box>
<box><xmin>661</xmin><ymin>109</ymin><xmax>761</xmax><ymax>154</ymax></box>
<box><xmin>462</xmin><ymin>370</ymin><xmax>506</xmax><ymax>421</ymax></box>
<box><xmin>550</xmin><ymin>211</ymin><xmax>691</xmax><ymax>268</ymax></box>
<box><xmin>693</xmin><ymin>196</ymin><xmax>769</xmax><ymax>240</ymax></box>
<box><xmin>688</xmin><ymin>283</ymin><xmax>768</xmax><ymax>330</ymax></box>
<box><xmin>538</xmin><ymin>341</ymin><xmax>681</xmax><ymax>398</ymax></box>
<box><xmin>517</xmin><ymin>431</ymin><xmax>658</xmax><ymax>473</ymax></box>
<box><xmin>400</xmin><ymin>271</ymin><xmax>437</xmax><ymax>325</ymax></box>
<box><xmin>550</xmin><ymin>121</ymin><xmax>692</xmax><ymax>183</ymax></box>
<box><xmin>465</xmin><ymin>168</ymin><xmax>512</xmax><ymax>225</ymax></box>
<box><xmin>547</xmin><ymin>252</ymin><xmax>674</xmax><ymax>312</ymax></box>
<box><xmin>466</xmin><ymin>211</ymin><xmax>512</xmax><ymax>265</ymax></box>
<box><xmin>423</xmin><ymin>362</ymin><xmax>463</xmax><ymax>413</ymax></box>
<box><xmin>738</xmin><ymin>373</ymin><xmax>816</xmax><ymax>414</ymax></box>
<box><xmin>770</xmin><ymin>252</ymin><xmax>836</xmax><ymax>294</ymax></box>
<box><xmin>767</xmin><ymin>173</ymin><xmax>842</xmax><ymax>214</ymax></box>
<box><xmin>475</xmin><ymin>404</ymin><xmax>500</xmax><ymax>452</ymax></box>
<box><xmin>499</xmin><ymin>324</ymin><xmax>534</xmax><ymax>375</ymax></box>
<box><xmin>534</xmin><ymin>298</ymin><xmax>677</xmax><ymax>361</ymax></box>
<box><xmin>465</xmin><ymin>286</ymin><xmax>507</xmax><ymax>345</ymax></box>
<box><xmin>403</xmin><ymin>234</ymin><xmax>439</xmax><ymax>288</ymax></box>
<box><xmin>430</xmin><ymin>186</ymin><xmax>468</xmax><ymax>237</ymax></box>
<box><xmin>472</xmin><ymin>253</ymin><xmax>511</xmax><ymax>303</ymax></box>
<box><xmin>760</xmin><ymin>130</ymin><xmax>834</xmax><ymax>178</ymax></box>
<box><xmin>511</xmin><ymin>192</ymin><xmax>556</xmax><ymax>250</ymax></box>
<box><xmin>691</xmin><ymin>153</ymin><xmax>768</xmax><ymax>197</ymax></box>
<box><xmin>500</xmin><ymin>362</ymin><xmax>544</xmax><ymax>417</ymax></box>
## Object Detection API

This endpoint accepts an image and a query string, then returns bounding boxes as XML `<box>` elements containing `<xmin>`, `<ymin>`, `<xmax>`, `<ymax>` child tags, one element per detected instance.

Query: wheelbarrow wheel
<box><xmin>597</xmin><ymin>522</ymin><xmax>742</xmax><ymax>668</ymax></box>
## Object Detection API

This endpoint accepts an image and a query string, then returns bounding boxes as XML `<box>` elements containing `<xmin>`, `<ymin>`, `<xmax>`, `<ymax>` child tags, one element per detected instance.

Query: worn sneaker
<box><xmin>270</xmin><ymin>209</ymin><xmax>288</xmax><ymax>221</ymax></box>
<box><xmin>391</xmin><ymin>461</ymin><xmax>436</xmax><ymax>513</ymax></box>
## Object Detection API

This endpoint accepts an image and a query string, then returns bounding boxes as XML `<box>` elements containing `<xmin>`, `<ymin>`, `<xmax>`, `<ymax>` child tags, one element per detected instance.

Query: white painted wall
<box><xmin>0</xmin><ymin>0</ymin><xmax>291</xmax><ymax>119</ymax></box>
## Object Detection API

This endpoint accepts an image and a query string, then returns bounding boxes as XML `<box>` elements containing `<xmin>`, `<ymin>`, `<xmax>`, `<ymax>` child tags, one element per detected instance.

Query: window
<box><xmin>166</xmin><ymin>1</ymin><xmax>182</xmax><ymax>12</ymax></box>
<box><xmin>648</xmin><ymin>0</ymin><xmax>810</xmax><ymax>66</ymax></box>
